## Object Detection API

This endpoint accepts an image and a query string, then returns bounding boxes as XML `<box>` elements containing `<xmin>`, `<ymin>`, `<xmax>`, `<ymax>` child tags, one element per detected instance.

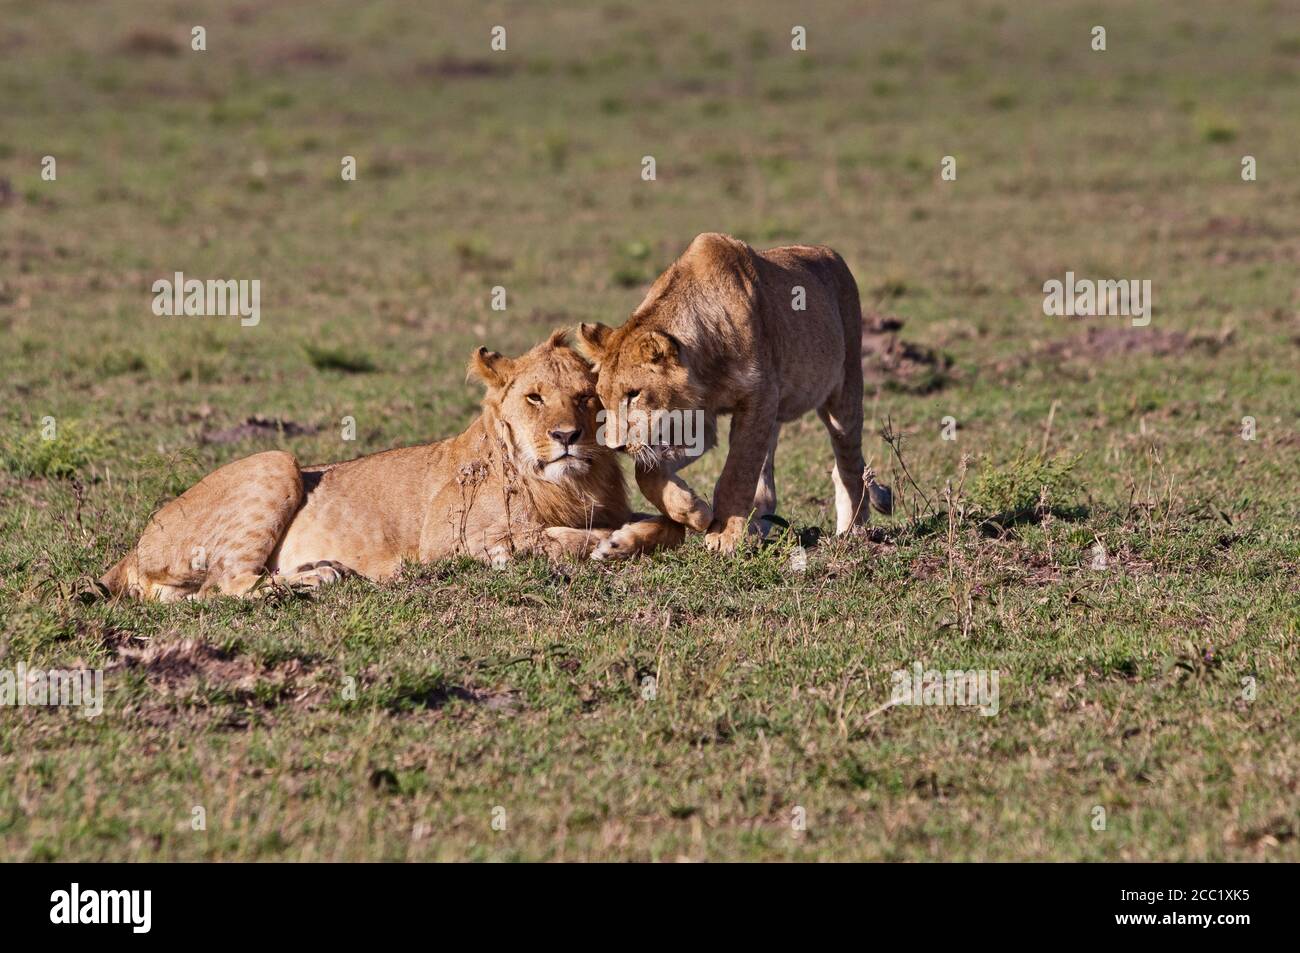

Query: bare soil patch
<box><xmin>1036</xmin><ymin>326</ymin><xmax>1233</xmax><ymax>363</ymax></box>
<box><xmin>862</xmin><ymin>313</ymin><xmax>955</xmax><ymax>393</ymax></box>
<box><xmin>111</xmin><ymin>637</ymin><xmax>330</xmax><ymax>712</ymax></box>
<box><xmin>418</xmin><ymin>57</ymin><xmax>514</xmax><ymax>79</ymax></box>
<box><xmin>118</xmin><ymin>30</ymin><xmax>181</xmax><ymax>57</ymax></box>
<box><xmin>200</xmin><ymin>415</ymin><xmax>319</xmax><ymax>445</ymax></box>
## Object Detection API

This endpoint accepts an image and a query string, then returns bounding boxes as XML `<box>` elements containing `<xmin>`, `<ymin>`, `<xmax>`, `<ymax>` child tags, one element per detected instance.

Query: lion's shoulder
<box><xmin>682</xmin><ymin>231</ymin><xmax>750</xmax><ymax>263</ymax></box>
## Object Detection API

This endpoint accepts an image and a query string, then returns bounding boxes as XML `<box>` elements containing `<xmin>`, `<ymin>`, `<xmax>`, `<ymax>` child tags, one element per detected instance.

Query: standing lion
<box><xmin>578</xmin><ymin>232</ymin><xmax>884</xmax><ymax>554</ymax></box>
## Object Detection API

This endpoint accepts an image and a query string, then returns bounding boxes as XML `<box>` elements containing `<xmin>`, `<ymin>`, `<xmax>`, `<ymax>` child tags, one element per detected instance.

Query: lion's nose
<box><xmin>550</xmin><ymin>426</ymin><xmax>582</xmax><ymax>447</ymax></box>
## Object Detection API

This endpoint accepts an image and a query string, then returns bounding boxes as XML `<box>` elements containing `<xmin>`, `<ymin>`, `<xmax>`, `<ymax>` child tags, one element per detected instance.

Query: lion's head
<box><xmin>468</xmin><ymin>330</ymin><xmax>606</xmax><ymax>484</ymax></box>
<box><xmin>575</xmin><ymin>321</ymin><xmax>707</xmax><ymax>470</ymax></box>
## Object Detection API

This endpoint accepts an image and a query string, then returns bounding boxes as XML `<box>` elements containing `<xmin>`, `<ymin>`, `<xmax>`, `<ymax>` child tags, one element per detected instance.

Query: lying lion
<box><xmin>579</xmin><ymin>232</ymin><xmax>888</xmax><ymax>554</ymax></box>
<box><xmin>94</xmin><ymin>331</ymin><xmax>682</xmax><ymax>601</ymax></box>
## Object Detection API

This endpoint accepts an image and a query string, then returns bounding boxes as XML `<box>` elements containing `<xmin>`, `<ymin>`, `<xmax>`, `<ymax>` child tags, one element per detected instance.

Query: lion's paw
<box><xmin>590</xmin><ymin>525</ymin><xmax>639</xmax><ymax>562</ymax></box>
<box><xmin>704</xmin><ymin>518</ymin><xmax>756</xmax><ymax>555</ymax></box>
<box><xmin>284</xmin><ymin>561</ymin><xmax>353</xmax><ymax>592</ymax></box>
<box><xmin>679</xmin><ymin>499</ymin><xmax>714</xmax><ymax>533</ymax></box>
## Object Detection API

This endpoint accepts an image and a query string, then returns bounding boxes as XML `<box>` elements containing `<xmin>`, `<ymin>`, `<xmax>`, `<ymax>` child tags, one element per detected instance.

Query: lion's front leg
<box><xmin>590</xmin><ymin>515</ymin><xmax>686</xmax><ymax>561</ymax></box>
<box><xmin>635</xmin><ymin>461</ymin><xmax>712</xmax><ymax>532</ymax></box>
<box><xmin>706</xmin><ymin>402</ymin><xmax>779</xmax><ymax>554</ymax></box>
<box><xmin>462</xmin><ymin>520</ymin><xmax>610</xmax><ymax>565</ymax></box>
<box><xmin>539</xmin><ymin>526</ymin><xmax>612</xmax><ymax>561</ymax></box>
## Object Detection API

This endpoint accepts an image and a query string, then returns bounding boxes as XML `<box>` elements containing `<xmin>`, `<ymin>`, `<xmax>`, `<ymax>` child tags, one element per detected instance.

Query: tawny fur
<box><xmin>98</xmin><ymin>332</ymin><xmax>682</xmax><ymax>601</ymax></box>
<box><xmin>578</xmin><ymin>232</ymin><xmax>870</xmax><ymax>554</ymax></box>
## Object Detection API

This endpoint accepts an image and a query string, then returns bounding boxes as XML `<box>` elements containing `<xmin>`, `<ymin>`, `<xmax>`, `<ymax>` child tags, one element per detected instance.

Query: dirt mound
<box><xmin>418</xmin><ymin>56</ymin><xmax>514</xmax><ymax>79</ymax></box>
<box><xmin>861</xmin><ymin>313</ymin><xmax>955</xmax><ymax>393</ymax></box>
<box><xmin>200</xmin><ymin>415</ymin><xmax>319</xmax><ymax>445</ymax></box>
<box><xmin>1192</xmin><ymin>216</ymin><xmax>1283</xmax><ymax>240</ymax></box>
<box><xmin>1037</xmin><ymin>326</ymin><xmax>1233</xmax><ymax>363</ymax></box>
<box><xmin>109</xmin><ymin>638</ymin><xmax>519</xmax><ymax>725</ymax></box>
<box><xmin>112</xmin><ymin>638</ymin><xmax>327</xmax><ymax>710</ymax></box>
<box><xmin>272</xmin><ymin>43</ymin><xmax>346</xmax><ymax>66</ymax></box>
<box><xmin>118</xmin><ymin>31</ymin><xmax>181</xmax><ymax>57</ymax></box>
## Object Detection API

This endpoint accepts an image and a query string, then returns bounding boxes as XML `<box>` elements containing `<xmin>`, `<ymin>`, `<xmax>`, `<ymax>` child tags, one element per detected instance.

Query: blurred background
<box><xmin>3</xmin><ymin>1</ymin><xmax>1295</xmax><ymax>483</ymax></box>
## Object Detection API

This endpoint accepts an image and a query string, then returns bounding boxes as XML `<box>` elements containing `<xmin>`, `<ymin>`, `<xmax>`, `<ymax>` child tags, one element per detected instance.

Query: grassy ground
<box><xmin>1</xmin><ymin>0</ymin><xmax>1297</xmax><ymax>861</ymax></box>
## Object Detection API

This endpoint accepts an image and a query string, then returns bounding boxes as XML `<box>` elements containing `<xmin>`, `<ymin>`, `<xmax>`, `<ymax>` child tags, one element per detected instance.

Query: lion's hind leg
<box><xmin>819</xmin><ymin>257</ymin><xmax>873</xmax><ymax>535</ymax></box>
<box><xmin>123</xmin><ymin>451</ymin><xmax>305</xmax><ymax>601</ymax></box>
<box><xmin>817</xmin><ymin>390</ymin><xmax>869</xmax><ymax>535</ymax></box>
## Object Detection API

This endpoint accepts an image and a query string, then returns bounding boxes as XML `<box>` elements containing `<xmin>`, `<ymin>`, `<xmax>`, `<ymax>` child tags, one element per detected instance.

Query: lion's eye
<box><xmin>576</xmin><ymin>394</ymin><xmax>592</xmax><ymax>409</ymax></box>
<box><xmin>526</xmin><ymin>393</ymin><xmax>543</xmax><ymax>406</ymax></box>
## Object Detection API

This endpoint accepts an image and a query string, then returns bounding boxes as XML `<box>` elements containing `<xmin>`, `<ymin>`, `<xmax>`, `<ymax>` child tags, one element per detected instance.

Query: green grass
<box><xmin>1</xmin><ymin>0</ymin><xmax>1297</xmax><ymax>861</ymax></box>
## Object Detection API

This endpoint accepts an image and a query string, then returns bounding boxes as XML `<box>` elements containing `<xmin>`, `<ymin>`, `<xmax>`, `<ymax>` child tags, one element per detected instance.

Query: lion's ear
<box><xmin>576</xmin><ymin>322</ymin><xmax>613</xmax><ymax>362</ymax></box>
<box><xmin>637</xmin><ymin>330</ymin><xmax>679</xmax><ymax>365</ymax></box>
<box><xmin>467</xmin><ymin>346</ymin><xmax>515</xmax><ymax>389</ymax></box>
